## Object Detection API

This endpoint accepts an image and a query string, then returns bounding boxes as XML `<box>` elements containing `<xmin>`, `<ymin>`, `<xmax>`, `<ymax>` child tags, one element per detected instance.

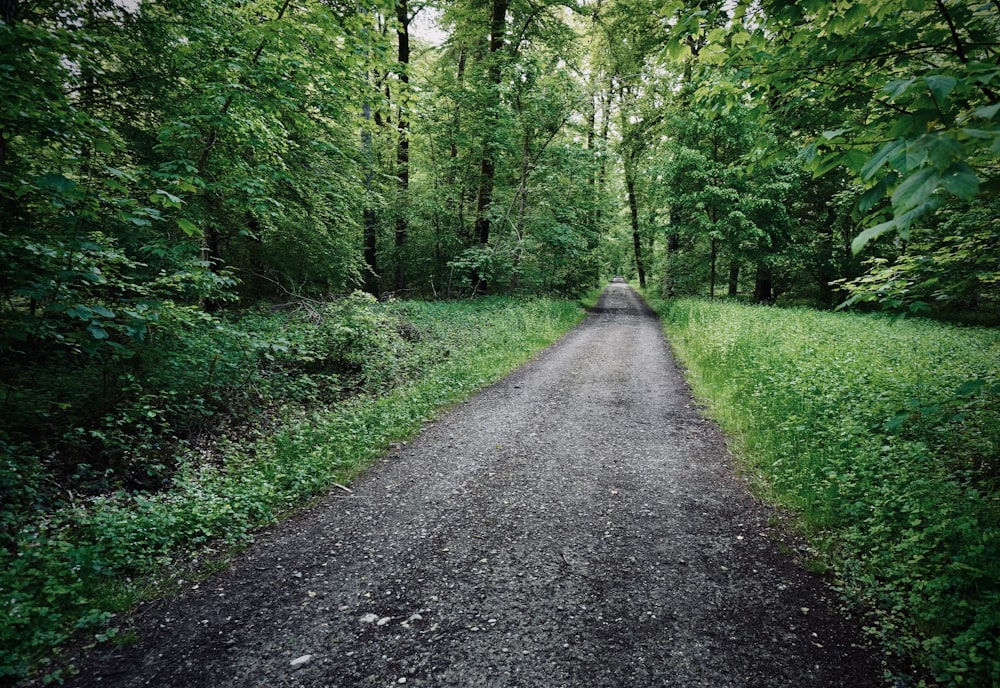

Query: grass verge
<box><xmin>1</xmin><ymin>295</ymin><xmax>584</xmax><ymax>683</ymax></box>
<box><xmin>646</xmin><ymin>295</ymin><xmax>999</xmax><ymax>687</ymax></box>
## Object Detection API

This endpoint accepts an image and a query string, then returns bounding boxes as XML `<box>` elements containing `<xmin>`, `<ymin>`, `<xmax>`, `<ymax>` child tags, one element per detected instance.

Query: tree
<box><xmin>665</xmin><ymin>0</ymin><xmax>999</xmax><ymax>254</ymax></box>
<box><xmin>593</xmin><ymin>0</ymin><xmax>674</xmax><ymax>289</ymax></box>
<box><xmin>652</xmin><ymin>105</ymin><xmax>802</xmax><ymax>302</ymax></box>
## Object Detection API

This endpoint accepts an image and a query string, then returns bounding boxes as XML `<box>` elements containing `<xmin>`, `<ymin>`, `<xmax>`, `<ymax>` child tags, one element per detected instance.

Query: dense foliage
<box><xmin>3</xmin><ymin>0</ymin><xmax>996</xmax><ymax>319</ymax></box>
<box><xmin>654</xmin><ymin>296</ymin><xmax>1000</xmax><ymax>686</ymax></box>
<box><xmin>590</xmin><ymin>0</ymin><xmax>998</xmax><ymax>314</ymax></box>
<box><xmin>3</xmin><ymin>0</ymin><xmax>998</xmax><ymax>683</ymax></box>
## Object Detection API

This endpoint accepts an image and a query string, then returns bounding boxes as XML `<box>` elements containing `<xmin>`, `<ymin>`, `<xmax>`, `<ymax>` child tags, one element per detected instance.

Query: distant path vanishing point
<box><xmin>61</xmin><ymin>282</ymin><xmax>881</xmax><ymax>688</ymax></box>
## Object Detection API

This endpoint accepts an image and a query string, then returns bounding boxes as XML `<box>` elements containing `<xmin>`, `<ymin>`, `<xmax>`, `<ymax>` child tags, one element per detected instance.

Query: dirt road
<box><xmin>62</xmin><ymin>282</ymin><xmax>880</xmax><ymax>687</ymax></box>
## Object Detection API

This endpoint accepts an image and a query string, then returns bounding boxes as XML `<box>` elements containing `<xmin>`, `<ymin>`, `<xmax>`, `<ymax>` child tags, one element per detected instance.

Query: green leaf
<box><xmin>939</xmin><ymin>163</ymin><xmax>979</xmax><ymax>200</ymax></box>
<box><xmin>910</xmin><ymin>133</ymin><xmax>962</xmax><ymax>171</ymax></box>
<box><xmin>66</xmin><ymin>305</ymin><xmax>95</xmax><ymax>320</ymax></box>
<box><xmin>973</xmin><ymin>102</ymin><xmax>1000</xmax><ymax>120</ymax></box>
<box><xmin>955</xmin><ymin>379</ymin><xmax>986</xmax><ymax>397</ymax></box>
<box><xmin>852</xmin><ymin>218</ymin><xmax>897</xmax><ymax>254</ymax></box>
<box><xmin>176</xmin><ymin>218</ymin><xmax>202</xmax><ymax>237</ymax></box>
<box><xmin>883</xmin><ymin>78</ymin><xmax>916</xmax><ymax>100</ymax></box>
<box><xmin>812</xmin><ymin>151</ymin><xmax>847</xmax><ymax>176</ymax></box>
<box><xmin>151</xmin><ymin>189</ymin><xmax>183</xmax><ymax>208</ymax></box>
<box><xmin>106</xmin><ymin>166</ymin><xmax>137</xmax><ymax>182</ymax></box>
<box><xmin>821</xmin><ymin>128</ymin><xmax>851</xmax><ymax>140</ymax></box>
<box><xmin>861</xmin><ymin>139</ymin><xmax>906</xmax><ymax>181</ymax></box>
<box><xmin>884</xmin><ymin>412</ymin><xmax>911</xmax><ymax>431</ymax></box>
<box><xmin>891</xmin><ymin>168</ymin><xmax>938</xmax><ymax>213</ymax></box>
<box><xmin>941</xmin><ymin>162</ymin><xmax>979</xmax><ymax>201</ymax></box>
<box><xmin>857</xmin><ymin>173</ymin><xmax>896</xmax><ymax>215</ymax></box>
<box><xmin>667</xmin><ymin>39</ymin><xmax>690</xmax><ymax>61</ymax></box>
<box><xmin>36</xmin><ymin>173</ymin><xmax>77</xmax><ymax>193</ymax></box>
<box><xmin>843</xmin><ymin>3</ymin><xmax>867</xmax><ymax>27</ymax></box>
<box><xmin>923</xmin><ymin>75</ymin><xmax>957</xmax><ymax>103</ymax></box>
<box><xmin>87</xmin><ymin>325</ymin><xmax>110</xmax><ymax>340</ymax></box>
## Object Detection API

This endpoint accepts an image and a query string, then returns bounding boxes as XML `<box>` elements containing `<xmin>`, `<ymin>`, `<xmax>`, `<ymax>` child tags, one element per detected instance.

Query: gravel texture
<box><xmin>59</xmin><ymin>282</ymin><xmax>881</xmax><ymax>687</ymax></box>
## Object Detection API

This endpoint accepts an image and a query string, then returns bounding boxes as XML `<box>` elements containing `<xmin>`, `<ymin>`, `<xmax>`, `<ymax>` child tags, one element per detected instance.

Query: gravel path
<box><xmin>63</xmin><ymin>282</ymin><xmax>880</xmax><ymax>687</ymax></box>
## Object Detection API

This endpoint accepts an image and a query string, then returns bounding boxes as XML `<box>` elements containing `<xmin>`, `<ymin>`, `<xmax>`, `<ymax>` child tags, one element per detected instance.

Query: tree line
<box><xmin>1</xmin><ymin>0</ymin><xmax>997</xmax><ymax>476</ymax></box>
<box><xmin>3</xmin><ymin>0</ymin><xmax>997</xmax><ymax>359</ymax></box>
<box><xmin>3</xmin><ymin>0</ymin><xmax>997</xmax><ymax>516</ymax></box>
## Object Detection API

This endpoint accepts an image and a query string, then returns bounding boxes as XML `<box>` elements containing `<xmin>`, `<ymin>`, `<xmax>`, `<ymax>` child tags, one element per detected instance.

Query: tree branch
<box><xmin>935</xmin><ymin>0</ymin><xmax>998</xmax><ymax>101</ymax></box>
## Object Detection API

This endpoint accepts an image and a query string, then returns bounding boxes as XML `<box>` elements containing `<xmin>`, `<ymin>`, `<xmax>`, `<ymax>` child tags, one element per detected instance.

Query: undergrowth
<box><xmin>648</xmin><ymin>295</ymin><xmax>999</xmax><ymax>687</ymax></box>
<box><xmin>0</xmin><ymin>293</ymin><xmax>583</xmax><ymax>683</ymax></box>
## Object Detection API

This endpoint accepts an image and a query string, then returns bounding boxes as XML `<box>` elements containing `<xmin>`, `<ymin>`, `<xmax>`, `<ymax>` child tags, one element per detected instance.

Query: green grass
<box><xmin>646</xmin><ymin>295</ymin><xmax>1000</xmax><ymax>687</ymax></box>
<box><xmin>0</xmin><ymin>295</ymin><xmax>584</xmax><ymax>683</ymax></box>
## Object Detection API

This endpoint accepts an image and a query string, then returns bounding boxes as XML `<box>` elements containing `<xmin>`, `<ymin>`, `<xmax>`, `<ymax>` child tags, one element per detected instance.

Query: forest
<box><xmin>1</xmin><ymin>0</ymin><xmax>998</xmax><ymax>684</ymax></box>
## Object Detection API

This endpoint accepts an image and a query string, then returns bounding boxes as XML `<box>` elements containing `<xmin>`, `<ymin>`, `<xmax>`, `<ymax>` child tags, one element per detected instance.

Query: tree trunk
<box><xmin>445</xmin><ymin>44</ymin><xmax>467</xmax><ymax>243</ymax></box>
<box><xmin>393</xmin><ymin>0</ymin><xmax>410</xmax><ymax>292</ymax></box>
<box><xmin>362</xmin><ymin>101</ymin><xmax>379</xmax><ymax>296</ymax></box>
<box><xmin>625</xmin><ymin>164</ymin><xmax>645</xmax><ymax>289</ymax></box>
<box><xmin>728</xmin><ymin>260</ymin><xmax>739</xmax><ymax>297</ymax></box>
<box><xmin>471</xmin><ymin>0</ymin><xmax>508</xmax><ymax>293</ymax></box>
<box><xmin>0</xmin><ymin>0</ymin><xmax>16</xmax><ymax>25</ymax></box>
<box><xmin>662</xmin><ymin>231</ymin><xmax>678</xmax><ymax>297</ymax></box>
<box><xmin>517</xmin><ymin>135</ymin><xmax>529</xmax><ymax>237</ymax></box>
<box><xmin>753</xmin><ymin>264</ymin><xmax>773</xmax><ymax>303</ymax></box>
<box><xmin>474</xmin><ymin>157</ymin><xmax>495</xmax><ymax>246</ymax></box>
<box><xmin>0</xmin><ymin>0</ymin><xmax>15</xmax><ymax>228</ymax></box>
<box><xmin>709</xmin><ymin>237</ymin><xmax>717</xmax><ymax>298</ymax></box>
<box><xmin>595</xmin><ymin>88</ymin><xmax>611</xmax><ymax>231</ymax></box>
<box><xmin>815</xmin><ymin>206</ymin><xmax>837</xmax><ymax>307</ymax></box>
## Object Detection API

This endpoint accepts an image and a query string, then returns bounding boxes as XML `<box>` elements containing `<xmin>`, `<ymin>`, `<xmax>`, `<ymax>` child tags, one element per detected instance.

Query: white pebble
<box><xmin>290</xmin><ymin>654</ymin><xmax>312</xmax><ymax>668</ymax></box>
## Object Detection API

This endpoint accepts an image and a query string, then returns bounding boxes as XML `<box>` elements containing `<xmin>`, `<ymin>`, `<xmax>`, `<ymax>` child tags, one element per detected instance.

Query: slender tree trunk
<box><xmin>393</xmin><ymin>0</ymin><xmax>410</xmax><ymax>292</ymax></box>
<box><xmin>709</xmin><ymin>238</ymin><xmax>717</xmax><ymax>298</ymax></box>
<box><xmin>0</xmin><ymin>1</ymin><xmax>16</xmax><ymax>233</ymax></box>
<box><xmin>595</xmin><ymin>88</ymin><xmax>611</xmax><ymax>231</ymax></box>
<box><xmin>815</xmin><ymin>205</ymin><xmax>838</xmax><ymax>307</ymax></box>
<box><xmin>517</xmin><ymin>135</ymin><xmax>529</xmax><ymax>237</ymax></box>
<box><xmin>471</xmin><ymin>0</ymin><xmax>508</xmax><ymax>293</ymax></box>
<box><xmin>586</xmin><ymin>87</ymin><xmax>598</xmax><ymax>238</ymax></box>
<box><xmin>728</xmin><ymin>260</ymin><xmax>739</xmax><ymax>297</ymax></box>
<box><xmin>935</xmin><ymin>0</ymin><xmax>997</xmax><ymax>101</ymax></box>
<box><xmin>662</xmin><ymin>230</ymin><xmax>678</xmax><ymax>297</ymax></box>
<box><xmin>362</xmin><ymin>100</ymin><xmax>379</xmax><ymax>296</ymax></box>
<box><xmin>625</xmin><ymin>163</ymin><xmax>645</xmax><ymax>289</ymax></box>
<box><xmin>474</xmin><ymin>161</ymin><xmax>494</xmax><ymax>246</ymax></box>
<box><xmin>0</xmin><ymin>0</ymin><xmax>15</xmax><ymax>25</ymax></box>
<box><xmin>445</xmin><ymin>45</ymin><xmax>467</xmax><ymax>242</ymax></box>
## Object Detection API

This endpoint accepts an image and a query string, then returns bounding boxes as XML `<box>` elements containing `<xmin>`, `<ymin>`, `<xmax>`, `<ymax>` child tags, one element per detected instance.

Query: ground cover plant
<box><xmin>0</xmin><ymin>294</ymin><xmax>584</xmax><ymax>682</ymax></box>
<box><xmin>648</xmin><ymin>295</ymin><xmax>1000</xmax><ymax>686</ymax></box>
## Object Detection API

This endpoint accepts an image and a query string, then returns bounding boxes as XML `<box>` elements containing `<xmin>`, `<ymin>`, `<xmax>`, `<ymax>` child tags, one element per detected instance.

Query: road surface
<box><xmin>60</xmin><ymin>282</ymin><xmax>880</xmax><ymax>687</ymax></box>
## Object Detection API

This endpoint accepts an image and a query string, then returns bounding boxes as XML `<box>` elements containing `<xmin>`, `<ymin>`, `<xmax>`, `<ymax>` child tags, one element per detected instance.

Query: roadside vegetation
<box><xmin>0</xmin><ymin>294</ymin><xmax>583</xmax><ymax>682</ymax></box>
<box><xmin>4</xmin><ymin>0</ymin><xmax>998</xmax><ymax>685</ymax></box>
<box><xmin>648</xmin><ymin>295</ymin><xmax>1000</xmax><ymax>687</ymax></box>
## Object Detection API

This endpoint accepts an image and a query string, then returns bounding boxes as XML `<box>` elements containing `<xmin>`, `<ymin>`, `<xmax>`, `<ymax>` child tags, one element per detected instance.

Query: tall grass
<box><xmin>649</xmin><ymin>296</ymin><xmax>1000</xmax><ymax>687</ymax></box>
<box><xmin>0</xmin><ymin>296</ymin><xmax>583</xmax><ymax>683</ymax></box>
